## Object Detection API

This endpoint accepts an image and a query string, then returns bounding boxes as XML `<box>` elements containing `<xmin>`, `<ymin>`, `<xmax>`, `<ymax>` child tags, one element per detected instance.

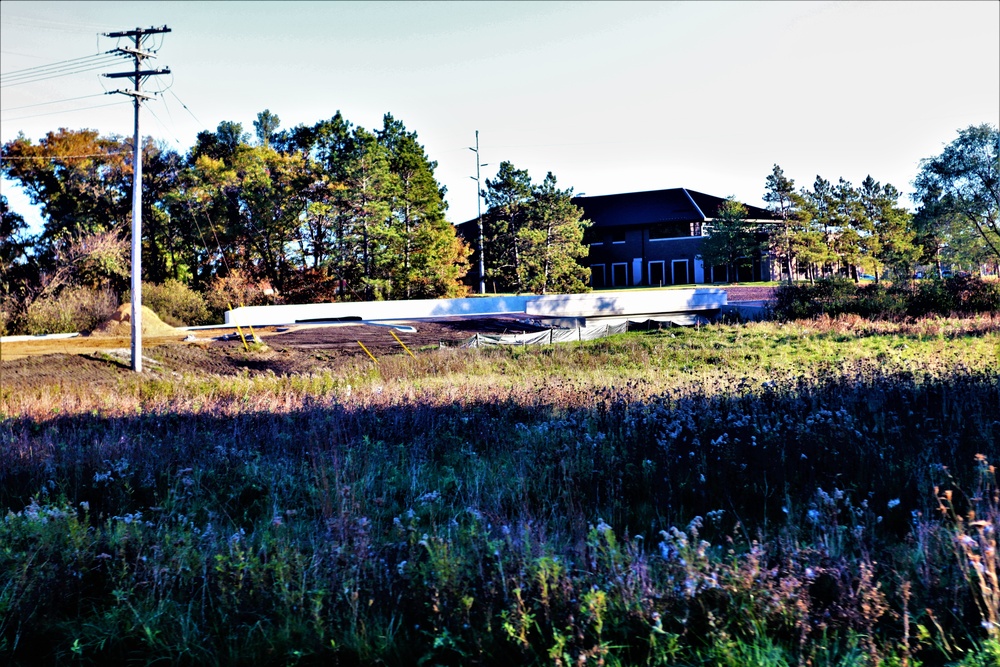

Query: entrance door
<box><xmin>737</xmin><ymin>261</ymin><xmax>753</xmax><ymax>283</ymax></box>
<box><xmin>590</xmin><ymin>264</ymin><xmax>606</xmax><ymax>288</ymax></box>
<box><xmin>611</xmin><ymin>263</ymin><xmax>628</xmax><ymax>287</ymax></box>
<box><xmin>648</xmin><ymin>261</ymin><xmax>665</xmax><ymax>287</ymax></box>
<box><xmin>671</xmin><ymin>259</ymin><xmax>690</xmax><ymax>285</ymax></box>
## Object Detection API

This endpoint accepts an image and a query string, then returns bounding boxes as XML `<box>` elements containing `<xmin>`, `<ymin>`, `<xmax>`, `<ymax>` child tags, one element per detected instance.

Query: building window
<box><xmin>611</xmin><ymin>230</ymin><xmax>627</xmax><ymax>244</ymax></box>
<box><xmin>583</xmin><ymin>227</ymin><xmax>603</xmax><ymax>246</ymax></box>
<box><xmin>649</xmin><ymin>222</ymin><xmax>693</xmax><ymax>240</ymax></box>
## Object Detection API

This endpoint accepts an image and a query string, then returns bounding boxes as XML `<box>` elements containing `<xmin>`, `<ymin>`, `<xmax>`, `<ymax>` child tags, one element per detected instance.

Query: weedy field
<box><xmin>1</xmin><ymin>314</ymin><xmax>999</xmax><ymax>666</ymax></box>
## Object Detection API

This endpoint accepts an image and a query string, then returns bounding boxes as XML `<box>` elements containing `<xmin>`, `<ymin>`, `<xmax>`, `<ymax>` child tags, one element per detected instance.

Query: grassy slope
<box><xmin>1</xmin><ymin>315</ymin><xmax>999</xmax><ymax>666</ymax></box>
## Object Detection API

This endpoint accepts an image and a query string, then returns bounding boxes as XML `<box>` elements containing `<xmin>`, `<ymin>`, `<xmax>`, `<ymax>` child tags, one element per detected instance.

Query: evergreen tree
<box><xmin>800</xmin><ymin>176</ymin><xmax>840</xmax><ymax>279</ymax></box>
<box><xmin>519</xmin><ymin>173</ymin><xmax>590</xmax><ymax>294</ymax></box>
<box><xmin>377</xmin><ymin>114</ymin><xmax>469</xmax><ymax>298</ymax></box>
<box><xmin>483</xmin><ymin>163</ymin><xmax>590</xmax><ymax>294</ymax></box>
<box><xmin>483</xmin><ymin>161</ymin><xmax>533</xmax><ymax>292</ymax></box>
<box><xmin>763</xmin><ymin>164</ymin><xmax>797</xmax><ymax>282</ymax></box>
<box><xmin>253</xmin><ymin>109</ymin><xmax>280</xmax><ymax>149</ymax></box>
<box><xmin>698</xmin><ymin>197</ymin><xmax>762</xmax><ymax>284</ymax></box>
<box><xmin>857</xmin><ymin>177</ymin><xmax>919</xmax><ymax>281</ymax></box>
<box><xmin>823</xmin><ymin>178</ymin><xmax>862</xmax><ymax>281</ymax></box>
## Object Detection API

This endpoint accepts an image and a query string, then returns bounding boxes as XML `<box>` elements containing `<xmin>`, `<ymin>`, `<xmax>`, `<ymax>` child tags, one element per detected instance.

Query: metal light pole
<box><xmin>469</xmin><ymin>131</ymin><xmax>487</xmax><ymax>294</ymax></box>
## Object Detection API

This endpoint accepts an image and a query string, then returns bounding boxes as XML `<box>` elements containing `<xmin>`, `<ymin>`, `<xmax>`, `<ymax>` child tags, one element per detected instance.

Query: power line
<box><xmin>0</xmin><ymin>100</ymin><xmax>130</xmax><ymax>121</ymax></box>
<box><xmin>0</xmin><ymin>93</ymin><xmax>107</xmax><ymax>112</ymax></box>
<box><xmin>0</xmin><ymin>58</ymin><xmax>126</xmax><ymax>88</ymax></box>
<box><xmin>167</xmin><ymin>89</ymin><xmax>206</xmax><ymax>129</ymax></box>
<box><xmin>1</xmin><ymin>51</ymin><xmax>121</xmax><ymax>78</ymax></box>
<box><xmin>143</xmin><ymin>101</ymin><xmax>183</xmax><ymax>146</ymax></box>
<box><xmin>2</xmin><ymin>14</ymin><xmax>106</xmax><ymax>33</ymax></box>
<box><xmin>2</xmin><ymin>55</ymin><xmax>124</xmax><ymax>81</ymax></box>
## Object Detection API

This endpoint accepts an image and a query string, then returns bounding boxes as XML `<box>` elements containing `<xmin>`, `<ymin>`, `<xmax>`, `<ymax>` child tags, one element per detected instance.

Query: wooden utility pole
<box><xmin>103</xmin><ymin>26</ymin><xmax>171</xmax><ymax>372</ymax></box>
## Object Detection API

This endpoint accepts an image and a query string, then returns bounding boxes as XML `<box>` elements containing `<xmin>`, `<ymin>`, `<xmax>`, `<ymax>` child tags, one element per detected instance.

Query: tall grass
<box><xmin>1</xmin><ymin>316</ymin><xmax>999</xmax><ymax>665</ymax></box>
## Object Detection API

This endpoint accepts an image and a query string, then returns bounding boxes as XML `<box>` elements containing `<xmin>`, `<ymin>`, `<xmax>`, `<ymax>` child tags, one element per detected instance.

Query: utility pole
<box><xmin>103</xmin><ymin>26</ymin><xmax>171</xmax><ymax>372</ymax></box>
<box><xmin>469</xmin><ymin>131</ymin><xmax>487</xmax><ymax>294</ymax></box>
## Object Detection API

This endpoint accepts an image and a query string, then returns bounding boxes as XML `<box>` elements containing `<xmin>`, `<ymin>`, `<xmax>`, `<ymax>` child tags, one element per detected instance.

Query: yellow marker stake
<box><xmin>390</xmin><ymin>329</ymin><xmax>416</xmax><ymax>359</ymax></box>
<box><xmin>228</xmin><ymin>302</ymin><xmax>250</xmax><ymax>352</ymax></box>
<box><xmin>357</xmin><ymin>340</ymin><xmax>379</xmax><ymax>364</ymax></box>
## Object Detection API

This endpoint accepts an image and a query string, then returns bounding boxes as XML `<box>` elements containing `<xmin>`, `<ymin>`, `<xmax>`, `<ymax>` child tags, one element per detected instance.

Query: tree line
<box><xmin>1</xmin><ymin>117</ymin><xmax>995</xmax><ymax>333</ymax></box>
<box><xmin>701</xmin><ymin>124</ymin><xmax>999</xmax><ymax>284</ymax></box>
<box><xmin>0</xmin><ymin>110</ymin><xmax>591</xmax><ymax>332</ymax></box>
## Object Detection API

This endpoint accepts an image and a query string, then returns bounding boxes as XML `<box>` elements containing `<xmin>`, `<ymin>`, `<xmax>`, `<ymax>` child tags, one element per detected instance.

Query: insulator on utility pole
<box><xmin>102</xmin><ymin>25</ymin><xmax>171</xmax><ymax>372</ymax></box>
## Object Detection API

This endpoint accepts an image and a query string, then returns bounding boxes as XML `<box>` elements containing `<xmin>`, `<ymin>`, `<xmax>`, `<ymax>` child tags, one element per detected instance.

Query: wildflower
<box><xmin>417</xmin><ymin>490</ymin><xmax>440</xmax><ymax>504</ymax></box>
<box><xmin>887</xmin><ymin>498</ymin><xmax>901</xmax><ymax>509</ymax></box>
<box><xmin>595</xmin><ymin>519</ymin><xmax>612</xmax><ymax>534</ymax></box>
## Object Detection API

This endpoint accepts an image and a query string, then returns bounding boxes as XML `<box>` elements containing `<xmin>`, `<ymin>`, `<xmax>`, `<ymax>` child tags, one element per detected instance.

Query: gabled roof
<box><xmin>570</xmin><ymin>188</ymin><xmax>774</xmax><ymax>228</ymax></box>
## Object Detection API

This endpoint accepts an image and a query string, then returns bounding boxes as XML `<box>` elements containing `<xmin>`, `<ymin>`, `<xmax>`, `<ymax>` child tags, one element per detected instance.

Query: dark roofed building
<box><xmin>456</xmin><ymin>187</ymin><xmax>776</xmax><ymax>291</ymax></box>
<box><xmin>572</xmin><ymin>188</ymin><xmax>775</xmax><ymax>288</ymax></box>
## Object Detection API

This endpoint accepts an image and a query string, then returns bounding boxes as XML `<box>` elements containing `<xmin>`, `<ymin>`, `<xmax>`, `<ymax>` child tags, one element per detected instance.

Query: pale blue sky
<box><xmin>2</xmin><ymin>1</ymin><xmax>998</xmax><ymax>231</ymax></box>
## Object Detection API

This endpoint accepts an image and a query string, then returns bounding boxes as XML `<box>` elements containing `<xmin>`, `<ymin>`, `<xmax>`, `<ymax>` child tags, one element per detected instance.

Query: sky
<box><xmin>2</xmin><ymin>1</ymin><xmax>998</xmax><ymax>233</ymax></box>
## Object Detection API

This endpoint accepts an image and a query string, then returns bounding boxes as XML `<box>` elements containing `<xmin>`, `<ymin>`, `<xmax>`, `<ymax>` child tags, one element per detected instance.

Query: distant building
<box><xmin>573</xmin><ymin>188</ymin><xmax>776</xmax><ymax>287</ymax></box>
<box><xmin>457</xmin><ymin>187</ymin><xmax>777</xmax><ymax>290</ymax></box>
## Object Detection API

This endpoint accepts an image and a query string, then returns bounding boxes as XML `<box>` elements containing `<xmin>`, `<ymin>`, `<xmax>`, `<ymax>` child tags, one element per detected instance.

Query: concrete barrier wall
<box><xmin>226</xmin><ymin>295</ymin><xmax>534</xmax><ymax>326</ymax></box>
<box><xmin>225</xmin><ymin>290</ymin><xmax>728</xmax><ymax>327</ymax></box>
<box><xmin>525</xmin><ymin>289</ymin><xmax>726</xmax><ymax>317</ymax></box>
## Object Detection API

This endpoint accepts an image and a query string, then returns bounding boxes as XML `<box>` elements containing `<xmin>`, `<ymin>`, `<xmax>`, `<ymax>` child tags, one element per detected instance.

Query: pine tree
<box><xmin>697</xmin><ymin>197</ymin><xmax>761</xmax><ymax>284</ymax></box>
<box><xmin>483</xmin><ymin>161</ymin><xmax>533</xmax><ymax>293</ymax></box>
<box><xmin>763</xmin><ymin>164</ymin><xmax>797</xmax><ymax>282</ymax></box>
<box><xmin>519</xmin><ymin>173</ymin><xmax>590</xmax><ymax>294</ymax></box>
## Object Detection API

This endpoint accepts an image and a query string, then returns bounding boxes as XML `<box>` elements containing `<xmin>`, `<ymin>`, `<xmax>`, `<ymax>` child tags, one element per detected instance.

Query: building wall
<box><xmin>587</xmin><ymin>228</ymin><xmax>770</xmax><ymax>286</ymax></box>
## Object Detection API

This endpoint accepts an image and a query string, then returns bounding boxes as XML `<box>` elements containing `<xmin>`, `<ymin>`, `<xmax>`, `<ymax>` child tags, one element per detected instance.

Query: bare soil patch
<box><xmin>0</xmin><ymin>316</ymin><xmax>548</xmax><ymax>393</ymax></box>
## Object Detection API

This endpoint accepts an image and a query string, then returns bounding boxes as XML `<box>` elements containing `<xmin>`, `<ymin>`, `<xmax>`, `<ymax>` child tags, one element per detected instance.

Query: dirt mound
<box><xmin>89</xmin><ymin>304</ymin><xmax>181</xmax><ymax>337</ymax></box>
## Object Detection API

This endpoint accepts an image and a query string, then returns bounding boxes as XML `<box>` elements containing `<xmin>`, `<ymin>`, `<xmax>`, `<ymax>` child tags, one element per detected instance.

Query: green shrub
<box><xmin>141</xmin><ymin>279</ymin><xmax>212</xmax><ymax>327</ymax></box>
<box><xmin>773</xmin><ymin>276</ymin><xmax>999</xmax><ymax>320</ymax></box>
<box><xmin>771</xmin><ymin>278</ymin><xmax>858</xmax><ymax>320</ymax></box>
<box><xmin>23</xmin><ymin>285</ymin><xmax>119</xmax><ymax>334</ymax></box>
<box><xmin>947</xmin><ymin>275</ymin><xmax>1000</xmax><ymax>313</ymax></box>
<box><xmin>854</xmin><ymin>283</ymin><xmax>909</xmax><ymax>318</ymax></box>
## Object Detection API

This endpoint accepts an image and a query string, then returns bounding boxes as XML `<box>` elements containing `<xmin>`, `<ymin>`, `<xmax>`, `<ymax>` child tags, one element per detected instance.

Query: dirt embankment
<box><xmin>88</xmin><ymin>304</ymin><xmax>181</xmax><ymax>337</ymax></box>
